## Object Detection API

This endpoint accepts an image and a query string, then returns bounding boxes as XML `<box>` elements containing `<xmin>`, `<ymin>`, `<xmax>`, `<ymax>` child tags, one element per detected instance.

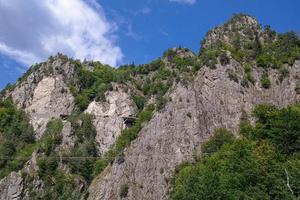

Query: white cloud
<box><xmin>0</xmin><ymin>0</ymin><xmax>123</xmax><ymax>66</ymax></box>
<box><xmin>169</xmin><ymin>0</ymin><xmax>196</xmax><ymax>5</ymax></box>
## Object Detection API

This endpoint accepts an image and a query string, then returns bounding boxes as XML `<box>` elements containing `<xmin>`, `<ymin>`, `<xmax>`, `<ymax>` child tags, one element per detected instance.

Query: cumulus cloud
<box><xmin>0</xmin><ymin>0</ymin><xmax>123</xmax><ymax>66</ymax></box>
<box><xmin>169</xmin><ymin>0</ymin><xmax>196</xmax><ymax>5</ymax></box>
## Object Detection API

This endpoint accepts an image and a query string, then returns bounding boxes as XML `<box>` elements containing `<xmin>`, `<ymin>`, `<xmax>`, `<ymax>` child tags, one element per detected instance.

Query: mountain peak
<box><xmin>201</xmin><ymin>14</ymin><xmax>262</xmax><ymax>50</ymax></box>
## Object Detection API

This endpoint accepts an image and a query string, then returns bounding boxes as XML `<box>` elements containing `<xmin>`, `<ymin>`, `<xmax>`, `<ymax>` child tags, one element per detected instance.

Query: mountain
<box><xmin>0</xmin><ymin>14</ymin><xmax>300</xmax><ymax>200</ymax></box>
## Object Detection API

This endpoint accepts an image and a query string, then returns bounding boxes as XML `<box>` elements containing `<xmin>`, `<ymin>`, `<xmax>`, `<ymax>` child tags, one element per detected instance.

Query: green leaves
<box><xmin>170</xmin><ymin>104</ymin><xmax>300</xmax><ymax>200</ymax></box>
<box><xmin>0</xmin><ymin>99</ymin><xmax>35</xmax><ymax>178</ymax></box>
<box><xmin>201</xmin><ymin>128</ymin><xmax>235</xmax><ymax>154</ymax></box>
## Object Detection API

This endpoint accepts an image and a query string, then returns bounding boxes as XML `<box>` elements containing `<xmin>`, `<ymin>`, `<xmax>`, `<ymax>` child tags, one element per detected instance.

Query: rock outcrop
<box><xmin>1</xmin><ymin>15</ymin><xmax>300</xmax><ymax>200</ymax></box>
<box><xmin>25</xmin><ymin>76</ymin><xmax>74</xmax><ymax>138</ymax></box>
<box><xmin>85</xmin><ymin>87</ymin><xmax>138</xmax><ymax>156</ymax></box>
<box><xmin>5</xmin><ymin>55</ymin><xmax>76</xmax><ymax>138</ymax></box>
<box><xmin>0</xmin><ymin>172</ymin><xmax>23</xmax><ymax>200</ymax></box>
<box><xmin>0</xmin><ymin>152</ymin><xmax>41</xmax><ymax>200</ymax></box>
<box><xmin>88</xmin><ymin>60</ymin><xmax>300</xmax><ymax>200</ymax></box>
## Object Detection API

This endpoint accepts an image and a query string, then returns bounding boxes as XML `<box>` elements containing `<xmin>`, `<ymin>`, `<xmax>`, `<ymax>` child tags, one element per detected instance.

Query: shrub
<box><xmin>156</xmin><ymin>96</ymin><xmax>168</xmax><ymax>110</ymax></box>
<box><xmin>219</xmin><ymin>52</ymin><xmax>230</xmax><ymax>66</ymax></box>
<box><xmin>279</xmin><ymin>67</ymin><xmax>289</xmax><ymax>82</ymax></box>
<box><xmin>201</xmin><ymin>128</ymin><xmax>235</xmax><ymax>154</ymax></box>
<box><xmin>67</xmin><ymin>113</ymin><xmax>97</xmax><ymax>182</ymax></box>
<box><xmin>295</xmin><ymin>85</ymin><xmax>300</xmax><ymax>94</ymax></box>
<box><xmin>252</xmin><ymin>104</ymin><xmax>300</xmax><ymax>155</ymax></box>
<box><xmin>261</xmin><ymin>73</ymin><xmax>271</xmax><ymax>89</ymax></box>
<box><xmin>171</xmin><ymin>103</ymin><xmax>300</xmax><ymax>200</ymax></box>
<box><xmin>133</xmin><ymin>96</ymin><xmax>146</xmax><ymax>110</ymax></box>
<box><xmin>227</xmin><ymin>70</ymin><xmax>239</xmax><ymax>83</ymax></box>
<box><xmin>41</xmin><ymin>119</ymin><xmax>63</xmax><ymax>156</ymax></box>
<box><xmin>120</xmin><ymin>184</ymin><xmax>129</xmax><ymax>198</ymax></box>
<box><xmin>0</xmin><ymin>99</ymin><xmax>35</xmax><ymax>178</ymax></box>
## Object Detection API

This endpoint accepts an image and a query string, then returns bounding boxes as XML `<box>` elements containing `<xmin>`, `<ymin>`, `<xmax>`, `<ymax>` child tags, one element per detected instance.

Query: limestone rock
<box><xmin>87</xmin><ymin>60</ymin><xmax>300</xmax><ymax>200</ymax></box>
<box><xmin>0</xmin><ymin>172</ymin><xmax>23</xmax><ymax>200</ymax></box>
<box><xmin>85</xmin><ymin>89</ymin><xmax>138</xmax><ymax>156</ymax></box>
<box><xmin>5</xmin><ymin>55</ymin><xmax>76</xmax><ymax>138</ymax></box>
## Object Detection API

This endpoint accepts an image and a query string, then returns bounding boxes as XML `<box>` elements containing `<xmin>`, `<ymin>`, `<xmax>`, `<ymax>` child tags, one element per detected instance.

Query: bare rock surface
<box><xmin>0</xmin><ymin>172</ymin><xmax>23</xmax><ymax>200</ymax></box>
<box><xmin>5</xmin><ymin>56</ymin><xmax>75</xmax><ymax>138</ymax></box>
<box><xmin>88</xmin><ymin>60</ymin><xmax>300</xmax><ymax>200</ymax></box>
<box><xmin>25</xmin><ymin>76</ymin><xmax>74</xmax><ymax>138</ymax></box>
<box><xmin>85</xmin><ymin>89</ymin><xmax>138</xmax><ymax>156</ymax></box>
<box><xmin>0</xmin><ymin>152</ymin><xmax>41</xmax><ymax>200</ymax></box>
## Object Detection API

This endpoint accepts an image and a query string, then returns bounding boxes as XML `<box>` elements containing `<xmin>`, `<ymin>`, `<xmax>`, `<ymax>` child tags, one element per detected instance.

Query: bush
<box><xmin>0</xmin><ymin>99</ymin><xmax>35</xmax><ymax>178</ymax></box>
<box><xmin>170</xmin><ymin>104</ymin><xmax>300</xmax><ymax>200</ymax></box>
<box><xmin>261</xmin><ymin>73</ymin><xmax>271</xmax><ymax>89</ymax></box>
<box><xmin>120</xmin><ymin>184</ymin><xmax>129</xmax><ymax>198</ymax></box>
<box><xmin>219</xmin><ymin>52</ymin><xmax>230</xmax><ymax>66</ymax></box>
<box><xmin>295</xmin><ymin>85</ymin><xmax>300</xmax><ymax>94</ymax></box>
<box><xmin>171</xmin><ymin>138</ymin><xmax>293</xmax><ymax>200</ymax></box>
<box><xmin>37</xmin><ymin>153</ymin><xmax>58</xmax><ymax>178</ymax></box>
<box><xmin>227</xmin><ymin>70</ymin><xmax>239</xmax><ymax>83</ymax></box>
<box><xmin>252</xmin><ymin>104</ymin><xmax>300</xmax><ymax>155</ymax></box>
<box><xmin>201</xmin><ymin>128</ymin><xmax>235</xmax><ymax>154</ymax></box>
<box><xmin>41</xmin><ymin>119</ymin><xmax>63</xmax><ymax>156</ymax></box>
<box><xmin>133</xmin><ymin>96</ymin><xmax>146</xmax><ymax>110</ymax></box>
<box><xmin>66</xmin><ymin>113</ymin><xmax>97</xmax><ymax>182</ymax></box>
<box><xmin>71</xmin><ymin>61</ymin><xmax>132</xmax><ymax>111</ymax></box>
<box><xmin>279</xmin><ymin>67</ymin><xmax>289</xmax><ymax>82</ymax></box>
<box><xmin>156</xmin><ymin>96</ymin><xmax>168</xmax><ymax>110</ymax></box>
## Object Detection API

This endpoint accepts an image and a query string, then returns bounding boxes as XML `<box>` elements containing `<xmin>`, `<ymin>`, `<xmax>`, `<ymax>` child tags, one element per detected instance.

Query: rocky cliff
<box><xmin>87</xmin><ymin>59</ymin><xmax>300</xmax><ymax>200</ymax></box>
<box><xmin>0</xmin><ymin>14</ymin><xmax>299</xmax><ymax>200</ymax></box>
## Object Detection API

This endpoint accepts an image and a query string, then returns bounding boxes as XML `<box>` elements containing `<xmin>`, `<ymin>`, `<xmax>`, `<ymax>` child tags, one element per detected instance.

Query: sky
<box><xmin>0</xmin><ymin>0</ymin><xmax>300</xmax><ymax>89</ymax></box>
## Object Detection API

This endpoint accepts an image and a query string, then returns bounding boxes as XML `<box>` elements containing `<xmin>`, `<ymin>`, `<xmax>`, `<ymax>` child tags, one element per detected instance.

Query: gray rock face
<box><xmin>25</xmin><ymin>76</ymin><xmax>74</xmax><ymax>138</ymax></box>
<box><xmin>202</xmin><ymin>15</ymin><xmax>272</xmax><ymax>50</ymax></box>
<box><xmin>57</xmin><ymin>121</ymin><xmax>75</xmax><ymax>152</ymax></box>
<box><xmin>0</xmin><ymin>152</ymin><xmax>41</xmax><ymax>200</ymax></box>
<box><xmin>0</xmin><ymin>172</ymin><xmax>23</xmax><ymax>200</ymax></box>
<box><xmin>88</xmin><ymin>60</ymin><xmax>300</xmax><ymax>200</ymax></box>
<box><xmin>85</xmin><ymin>89</ymin><xmax>138</xmax><ymax>156</ymax></box>
<box><xmin>5</xmin><ymin>56</ymin><xmax>76</xmax><ymax>138</ymax></box>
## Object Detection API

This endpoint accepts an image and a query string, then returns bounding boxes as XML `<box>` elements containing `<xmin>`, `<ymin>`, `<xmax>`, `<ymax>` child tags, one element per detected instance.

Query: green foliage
<box><xmin>252</xmin><ymin>104</ymin><xmax>300</xmax><ymax>155</ymax></box>
<box><xmin>199</xmin><ymin>48</ymin><xmax>220</xmax><ymax>69</ymax></box>
<box><xmin>134</xmin><ymin>59</ymin><xmax>164</xmax><ymax>75</ymax></box>
<box><xmin>133</xmin><ymin>96</ymin><xmax>146</xmax><ymax>110</ymax></box>
<box><xmin>171</xmin><ymin>139</ymin><xmax>293</xmax><ymax>200</ymax></box>
<box><xmin>295</xmin><ymin>84</ymin><xmax>300</xmax><ymax>94</ymax></box>
<box><xmin>172</xmin><ymin>56</ymin><xmax>199</xmax><ymax>72</ymax></box>
<box><xmin>227</xmin><ymin>69</ymin><xmax>239</xmax><ymax>83</ymax></box>
<box><xmin>41</xmin><ymin>119</ymin><xmax>63</xmax><ymax>156</ymax></box>
<box><xmin>29</xmin><ymin>171</ymin><xmax>83</xmax><ymax>200</ymax></box>
<box><xmin>0</xmin><ymin>99</ymin><xmax>35</xmax><ymax>178</ymax></box>
<box><xmin>66</xmin><ymin>113</ymin><xmax>97</xmax><ymax>182</ymax></box>
<box><xmin>260</xmin><ymin>73</ymin><xmax>271</xmax><ymax>89</ymax></box>
<box><xmin>279</xmin><ymin>67</ymin><xmax>290</xmax><ymax>82</ymax></box>
<box><xmin>201</xmin><ymin>128</ymin><xmax>235</xmax><ymax>154</ymax></box>
<box><xmin>71</xmin><ymin>61</ymin><xmax>132</xmax><ymax>111</ymax></box>
<box><xmin>256</xmin><ymin>32</ymin><xmax>300</xmax><ymax>68</ymax></box>
<box><xmin>120</xmin><ymin>184</ymin><xmax>129</xmax><ymax>198</ymax></box>
<box><xmin>156</xmin><ymin>96</ymin><xmax>168</xmax><ymax>111</ymax></box>
<box><xmin>37</xmin><ymin>153</ymin><xmax>58</xmax><ymax>178</ymax></box>
<box><xmin>170</xmin><ymin>104</ymin><xmax>300</xmax><ymax>200</ymax></box>
<box><xmin>143</xmin><ymin>81</ymin><xmax>170</xmax><ymax>96</ymax></box>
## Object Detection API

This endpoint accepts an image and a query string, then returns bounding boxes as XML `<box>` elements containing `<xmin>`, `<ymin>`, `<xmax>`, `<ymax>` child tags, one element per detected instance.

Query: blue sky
<box><xmin>0</xmin><ymin>0</ymin><xmax>300</xmax><ymax>89</ymax></box>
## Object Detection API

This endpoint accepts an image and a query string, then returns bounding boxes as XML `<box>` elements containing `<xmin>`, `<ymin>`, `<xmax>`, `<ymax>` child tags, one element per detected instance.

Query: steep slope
<box><xmin>88</xmin><ymin>59</ymin><xmax>300</xmax><ymax>200</ymax></box>
<box><xmin>88</xmin><ymin>14</ymin><xmax>300</xmax><ymax>200</ymax></box>
<box><xmin>3</xmin><ymin>54</ymin><xmax>76</xmax><ymax>138</ymax></box>
<box><xmin>0</xmin><ymin>14</ymin><xmax>299</xmax><ymax>200</ymax></box>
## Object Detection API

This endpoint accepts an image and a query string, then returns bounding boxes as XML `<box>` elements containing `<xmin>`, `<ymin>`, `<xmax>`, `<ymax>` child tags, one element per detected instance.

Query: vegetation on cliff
<box><xmin>170</xmin><ymin>104</ymin><xmax>300</xmax><ymax>200</ymax></box>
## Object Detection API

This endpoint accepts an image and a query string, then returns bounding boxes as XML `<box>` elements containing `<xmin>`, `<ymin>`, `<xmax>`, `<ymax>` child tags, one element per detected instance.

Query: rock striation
<box><xmin>88</xmin><ymin>60</ymin><xmax>300</xmax><ymax>200</ymax></box>
<box><xmin>85</xmin><ymin>87</ymin><xmax>138</xmax><ymax>156</ymax></box>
